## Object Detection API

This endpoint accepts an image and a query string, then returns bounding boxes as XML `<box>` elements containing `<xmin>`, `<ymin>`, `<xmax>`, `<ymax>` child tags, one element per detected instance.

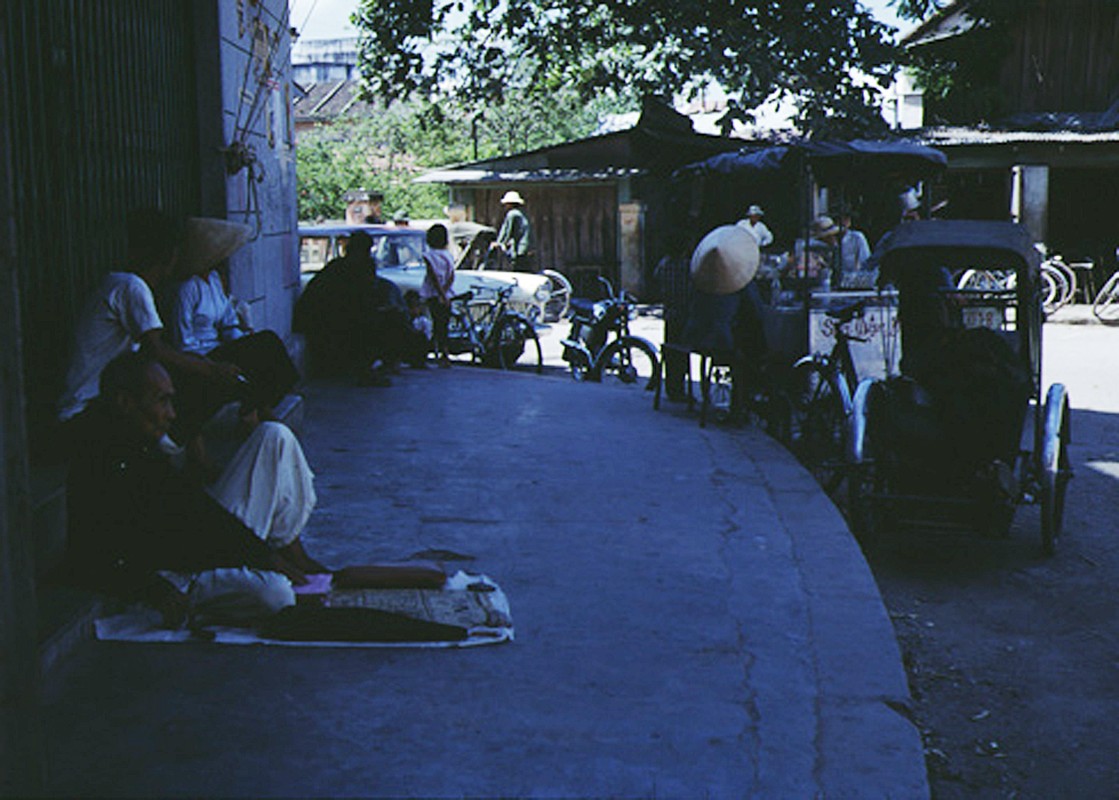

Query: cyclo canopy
<box><xmin>872</xmin><ymin>219</ymin><xmax>1043</xmax><ymax>398</ymax></box>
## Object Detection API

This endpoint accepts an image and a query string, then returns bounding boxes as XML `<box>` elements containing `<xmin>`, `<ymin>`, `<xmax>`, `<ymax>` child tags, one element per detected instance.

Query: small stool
<box><xmin>655</xmin><ymin>343</ymin><xmax>736</xmax><ymax>428</ymax></box>
<box><xmin>697</xmin><ymin>351</ymin><xmax>736</xmax><ymax>428</ymax></box>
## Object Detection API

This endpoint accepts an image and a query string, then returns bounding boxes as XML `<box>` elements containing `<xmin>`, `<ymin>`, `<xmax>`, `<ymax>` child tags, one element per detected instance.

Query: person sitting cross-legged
<box><xmin>60</xmin><ymin>351</ymin><xmax>326</xmax><ymax>627</ymax></box>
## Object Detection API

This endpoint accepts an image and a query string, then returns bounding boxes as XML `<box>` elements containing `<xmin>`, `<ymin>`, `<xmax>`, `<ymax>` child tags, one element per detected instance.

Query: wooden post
<box><xmin>0</xmin><ymin>16</ymin><xmax>45</xmax><ymax>795</ymax></box>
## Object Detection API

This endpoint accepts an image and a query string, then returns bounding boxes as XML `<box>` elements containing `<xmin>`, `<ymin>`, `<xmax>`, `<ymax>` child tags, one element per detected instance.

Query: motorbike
<box><xmin>560</xmin><ymin>277</ymin><xmax>660</xmax><ymax>390</ymax></box>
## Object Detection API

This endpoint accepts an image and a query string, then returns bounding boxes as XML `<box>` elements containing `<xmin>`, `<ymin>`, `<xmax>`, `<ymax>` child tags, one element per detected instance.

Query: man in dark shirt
<box><xmin>296</xmin><ymin>230</ymin><xmax>427</xmax><ymax>378</ymax></box>
<box><xmin>63</xmin><ymin>351</ymin><xmax>322</xmax><ymax>626</ymax></box>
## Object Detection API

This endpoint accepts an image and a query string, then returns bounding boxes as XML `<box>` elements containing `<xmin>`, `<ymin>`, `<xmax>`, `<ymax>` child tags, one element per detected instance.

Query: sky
<box><xmin>289</xmin><ymin>0</ymin><xmax>907</xmax><ymax>42</ymax></box>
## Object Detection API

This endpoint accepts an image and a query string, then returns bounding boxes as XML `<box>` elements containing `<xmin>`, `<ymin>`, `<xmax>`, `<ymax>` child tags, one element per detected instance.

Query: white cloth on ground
<box><xmin>58</xmin><ymin>271</ymin><xmax>163</xmax><ymax>421</ymax></box>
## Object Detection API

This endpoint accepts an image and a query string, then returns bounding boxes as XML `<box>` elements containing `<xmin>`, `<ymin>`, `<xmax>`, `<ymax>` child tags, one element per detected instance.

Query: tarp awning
<box><xmin>674</xmin><ymin>139</ymin><xmax>946</xmax><ymax>180</ymax></box>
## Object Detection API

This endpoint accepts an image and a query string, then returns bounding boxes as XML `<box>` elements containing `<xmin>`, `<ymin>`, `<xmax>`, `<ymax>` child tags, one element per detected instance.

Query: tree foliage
<box><xmin>296</xmin><ymin>92</ymin><xmax>614</xmax><ymax>221</ymax></box>
<box><xmin>354</xmin><ymin>0</ymin><xmax>898</xmax><ymax>138</ymax></box>
<box><xmin>891</xmin><ymin>0</ymin><xmax>1023</xmax><ymax>124</ymax></box>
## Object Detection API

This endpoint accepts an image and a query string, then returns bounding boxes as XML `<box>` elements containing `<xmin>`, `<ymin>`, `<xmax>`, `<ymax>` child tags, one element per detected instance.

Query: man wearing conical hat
<box><xmin>57</xmin><ymin>209</ymin><xmax>244</xmax><ymax>428</ymax></box>
<box><xmin>168</xmin><ymin>217</ymin><xmax>300</xmax><ymax>429</ymax></box>
<box><xmin>682</xmin><ymin>225</ymin><xmax>769</xmax><ymax>423</ymax></box>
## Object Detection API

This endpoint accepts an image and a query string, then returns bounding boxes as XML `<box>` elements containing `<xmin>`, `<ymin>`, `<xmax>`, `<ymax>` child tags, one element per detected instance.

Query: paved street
<box><xmin>40</xmin><ymin>342</ymin><xmax>926</xmax><ymax>797</ymax></box>
<box><xmin>865</xmin><ymin>310</ymin><xmax>1119</xmax><ymax>797</ymax></box>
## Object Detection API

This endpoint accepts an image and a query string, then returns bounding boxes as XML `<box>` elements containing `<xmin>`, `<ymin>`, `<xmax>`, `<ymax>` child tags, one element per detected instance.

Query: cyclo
<box><xmin>847</xmin><ymin>220</ymin><xmax>1072</xmax><ymax>554</ymax></box>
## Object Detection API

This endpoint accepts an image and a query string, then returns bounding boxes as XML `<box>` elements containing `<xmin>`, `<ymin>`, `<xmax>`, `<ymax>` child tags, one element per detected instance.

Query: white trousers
<box><xmin>163</xmin><ymin>422</ymin><xmax>317</xmax><ymax>623</ymax></box>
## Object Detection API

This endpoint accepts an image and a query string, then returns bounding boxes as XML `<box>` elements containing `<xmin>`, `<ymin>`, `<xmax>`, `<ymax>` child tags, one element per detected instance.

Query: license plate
<box><xmin>962</xmin><ymin>306</ymin><xmax>1003</xmax><ymax>330</ymax></box>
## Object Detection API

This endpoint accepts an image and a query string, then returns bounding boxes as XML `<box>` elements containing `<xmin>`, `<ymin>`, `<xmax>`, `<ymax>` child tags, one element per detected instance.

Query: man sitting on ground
<box><xmin>57</xmin><ymin>208</ymin><xmax>243</xmax><ymax>443</ymax></box>
<box><xmin>295</xmin><ymin>230</ymin><xmax>397</xmax><ymax>385</ymax></box>
<box><xmin>61</xmin><ymin>351</ymin><xmax>325</xmax><ymax>627</ymax></box>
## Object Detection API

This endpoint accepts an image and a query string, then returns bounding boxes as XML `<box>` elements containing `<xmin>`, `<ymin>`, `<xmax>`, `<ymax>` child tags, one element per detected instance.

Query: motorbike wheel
<box><xmin>594</xmin><ymin>337</ymin><xmax>660</xmax><ymax>390</ymax></box>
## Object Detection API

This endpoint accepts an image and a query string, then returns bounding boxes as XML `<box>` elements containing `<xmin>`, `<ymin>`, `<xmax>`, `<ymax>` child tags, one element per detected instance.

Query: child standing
<box><xmin>420</xmin><ymin>223</ymin><xmax>455</xmax><ymax>367</ymax></box>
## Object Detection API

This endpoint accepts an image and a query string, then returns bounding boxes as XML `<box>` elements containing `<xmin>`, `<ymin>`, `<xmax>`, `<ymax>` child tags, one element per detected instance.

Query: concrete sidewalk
<box><xmin>41</xmin><ymin>366</ymin><xmax>927</xmax><ymax>797</ymax></box>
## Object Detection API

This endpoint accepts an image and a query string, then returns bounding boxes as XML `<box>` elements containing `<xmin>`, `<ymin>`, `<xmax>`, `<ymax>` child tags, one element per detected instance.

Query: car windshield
<box><xmin>373</xmin><ymin>230</ymin><xmax>427</xmax><ymax>269</ymax></box>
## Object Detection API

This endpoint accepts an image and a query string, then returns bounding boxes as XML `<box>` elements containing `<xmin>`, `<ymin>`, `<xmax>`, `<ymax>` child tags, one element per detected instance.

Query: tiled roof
<box><xmin>292</xmin><ymin>80</ymin><xmax>377</xmax><ymax>123</ymax></box>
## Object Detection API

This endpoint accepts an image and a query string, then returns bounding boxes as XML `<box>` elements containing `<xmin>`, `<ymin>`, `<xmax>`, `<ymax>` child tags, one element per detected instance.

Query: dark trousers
<box><xmin>663</xmin><ymin>310</ymin><xmax>689</xmax><ymax>397</ymax></box>
<box><xmin>170</xmin><ymin>330</ymin><xmax>299</xmax><ymax>438</ymax></box>
<box><xmin>427</xmin><ymin>299</ymin><xmax>450</xmax><ymax>357</ymax></box>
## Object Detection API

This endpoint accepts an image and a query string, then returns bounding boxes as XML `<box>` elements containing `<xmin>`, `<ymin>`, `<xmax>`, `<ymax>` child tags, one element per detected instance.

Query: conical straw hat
<box><xmin>180</xmin><ymin>217</ymin><xmax>252</xmax><ymax>273</ymax></box>
<box><xmin>689</xmin><ymin>224</ymin><xmax>759</xmax><ymax>295</ymax></box>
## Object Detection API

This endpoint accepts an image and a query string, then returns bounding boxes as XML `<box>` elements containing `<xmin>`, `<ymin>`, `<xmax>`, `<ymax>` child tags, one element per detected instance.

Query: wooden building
<box><xmin>417</xmin><ymin>100</ymin><xmax>747</xmax><ymax>297</ymax></box>
<box><xmin>902</xmin><ymin>0</ymin><xmax>1119</xmax><ymax>273</ymax></box>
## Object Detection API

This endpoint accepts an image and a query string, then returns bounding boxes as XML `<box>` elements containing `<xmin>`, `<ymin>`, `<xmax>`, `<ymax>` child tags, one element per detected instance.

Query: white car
<box><xmin>298</xmin><ymin>223</ymin><xmax>554</xmax><ymax>320</ymax></box>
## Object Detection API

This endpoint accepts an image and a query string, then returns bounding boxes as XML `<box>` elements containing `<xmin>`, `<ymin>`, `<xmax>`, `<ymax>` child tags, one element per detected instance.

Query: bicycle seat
<box><xmin>450</xmin><ymin>291</ymin><xmax>474</xmax><ymax>304</ymax></box>
<box><xmin>826</xmin><ymin>298</ymin><xmax>868</xmax><ymax>325</ymax></box>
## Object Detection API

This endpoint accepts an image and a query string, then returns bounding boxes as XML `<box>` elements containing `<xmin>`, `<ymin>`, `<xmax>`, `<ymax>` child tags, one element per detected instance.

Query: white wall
<box><xmin>216</xmin><ymin>0</ymin><xmax>300</xmax><ymax>341</ymax></box>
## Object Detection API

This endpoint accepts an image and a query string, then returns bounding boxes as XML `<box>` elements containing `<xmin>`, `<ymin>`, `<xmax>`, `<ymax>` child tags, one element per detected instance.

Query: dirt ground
<box><xmin>857</xmin><ymin>324</ymin><xmax>1119</xmax><ymax>798</ymax></box>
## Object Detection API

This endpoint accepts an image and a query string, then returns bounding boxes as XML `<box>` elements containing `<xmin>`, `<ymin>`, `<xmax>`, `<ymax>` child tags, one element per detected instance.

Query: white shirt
<box><xmin>840</xmin><ymin>229</ymin><xmax>871</xmax><ymax>274</ymax></box>
<box><xmin>737</xmin><ymin>218</ymin><xmax>774</xmax><ymax>248</ymax></box>
<box><xmin>58</xmin><ymin>272</ymin><xmax>163</xmax><ymax>421</ymax></box>
<box><xmin>420</xmin><ymin>249</ymin><xmax>455</xmax><ymax>302</ymax></box>
<box><xmin>171</xmin><ymin>270</ymin><xmax>245</xmax><ymax>355</ymax></box>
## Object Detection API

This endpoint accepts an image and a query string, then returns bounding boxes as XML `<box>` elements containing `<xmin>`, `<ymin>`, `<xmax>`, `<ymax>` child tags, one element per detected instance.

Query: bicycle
<box><xmin>787</xmin><ymin>297</ymin><xmax>873</xmax><ymax>494</ymax></box>
<box><xmin>1091</xmin><ymin>249</ymin><xmax>1119</xmax><ymax>323</ymax></box>
<box><xmin>560</xmin><ymin>276</ymin><xmax>660</xmax><ymax>389</ymax></box>
<box><xmin>481</xmin><ymin>243</ymin><xmax>572</xmax><ymax>323</ymax></box>
<box><xmin>446</xmin><ymin>284</ymin><xmax>543</xmax><ymax>372</ymax></box>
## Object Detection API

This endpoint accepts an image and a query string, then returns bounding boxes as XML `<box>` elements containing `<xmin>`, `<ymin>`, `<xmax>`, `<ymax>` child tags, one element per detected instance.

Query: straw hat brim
<box><xmin>181</xmin><ymin>217</ymin><xmax>253</xmax><ymax>274</ymax></box>
<box><xmin>689</xmin><ymin>225</ymin><xmax>760</xmax><ymax>295</ymax></box>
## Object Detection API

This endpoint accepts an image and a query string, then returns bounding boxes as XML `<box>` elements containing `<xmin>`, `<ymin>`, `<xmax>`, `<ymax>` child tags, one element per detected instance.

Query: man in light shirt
<box><xmin>736</xmin><ymin>204</ymin><xmax>773</xmax><ymax>249</ymax></box>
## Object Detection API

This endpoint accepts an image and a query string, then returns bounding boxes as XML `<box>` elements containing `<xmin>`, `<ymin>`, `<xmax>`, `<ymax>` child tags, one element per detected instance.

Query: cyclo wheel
<box><xmin>1040</xmin><ymin>384</ymin><xmax>1072</xmax><ymax>555</ymax></box>
<box><xmin>789</xmin><ymin>360</ymin><xmax>847</xmax><ymax>495</ymax></box>
<box><xmin>594</xmin><ymin>337</ymin><xmax>660</xmax><ymax>390</ymax></box>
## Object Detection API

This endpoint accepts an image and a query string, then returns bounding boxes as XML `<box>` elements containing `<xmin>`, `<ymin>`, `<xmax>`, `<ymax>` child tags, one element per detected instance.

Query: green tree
<box><xmin>354</xmin><ymin>0</ymin><xmax>897</xmax><ymax>138</ymax></box>
<box><xmin>296</xmin><ymin>92</ymin><xmax>612</xmax><ymax>221</ymax></box>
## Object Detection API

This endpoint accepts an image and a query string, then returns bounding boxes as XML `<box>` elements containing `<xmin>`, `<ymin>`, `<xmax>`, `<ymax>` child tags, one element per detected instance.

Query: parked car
<box><xmin>298</xmin><ymin>223</ymin><xmax>553</xmax><ymax>320</ymax></box>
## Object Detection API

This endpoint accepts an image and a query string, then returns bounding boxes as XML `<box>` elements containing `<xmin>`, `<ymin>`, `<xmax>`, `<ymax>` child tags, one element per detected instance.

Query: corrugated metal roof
<box><xmin>912</xmin><ymin>127</ymin><xmax>1119</xmax><ymax>146</ymax></box>
<box><xmin>416</xmin><ymin>167</ymin><xmax>643</xmax><ymax>185</ymax></box>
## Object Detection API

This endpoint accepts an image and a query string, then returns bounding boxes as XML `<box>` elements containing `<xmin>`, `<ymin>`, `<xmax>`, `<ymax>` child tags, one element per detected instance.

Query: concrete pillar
<box><xmin>619</xmin><ymin>202</ymin><xmax>645</xmax><ymax>295</ymax></box>
<box><xmin>0</xmin><ymin>19</ymin><xmax>45</xmax><ymax>794</ymax></box>
<box><xmin>1011</xmin><ymin>164</ymin><xmax>1049</xmax><ymax>242</ymax></box>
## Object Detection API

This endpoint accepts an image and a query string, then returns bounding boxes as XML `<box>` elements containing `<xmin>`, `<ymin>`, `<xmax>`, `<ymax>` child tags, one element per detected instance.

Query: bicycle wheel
<box><xmin>499</xmin><ymin>316</ymin><xmax>542</xmax><ymax>373</ymax></box>
<box><xmin>1092</xmin><ymin>271</ymin><xmax>1119</xmax><ymax>324</ymax></box>
<box><xmin>1044</xmin><ymin>257</ymin><xmax>1077</xmax><ymax>307</ymax></box>
<box><xmin>480</xmin><ymin>315</ymin><xmax>534</xmax><ymax>371</ymax></box>
<box><xmin>541</xmin><ymin>269</ymin><xmax>572</xmax><ymax>322</ymax></box>
<box><xmin>789</xmin><ymin>361</ymin><xmax>847</xmax><ymax>494</ymax></box>
<box><xmin>594</xmin><ymin>337</ymin><xmax>660</xmax><ymax>390</ymax></box>
<box><xmin>1040</xmin><ymin>265</ymin><xmax>1065</xmax><ymax>315</ymax></box>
